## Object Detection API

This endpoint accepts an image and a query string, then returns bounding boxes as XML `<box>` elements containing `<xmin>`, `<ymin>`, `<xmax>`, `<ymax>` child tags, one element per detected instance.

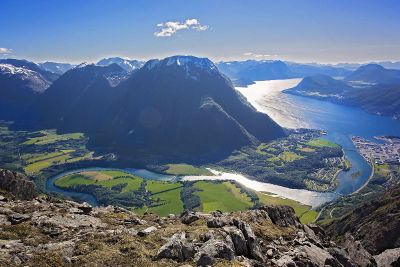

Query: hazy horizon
<box><xmin>1</xmin><ymin>0</ymin><xmax>399</xmax><ymax>64</ymax></box>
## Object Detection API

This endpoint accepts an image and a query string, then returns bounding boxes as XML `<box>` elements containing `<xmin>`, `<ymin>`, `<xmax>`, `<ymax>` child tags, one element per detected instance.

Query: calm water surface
<box><xmin>237</xmin><ymin>79</ymin><xmax>400</xmax><ymax>196</ymax></box>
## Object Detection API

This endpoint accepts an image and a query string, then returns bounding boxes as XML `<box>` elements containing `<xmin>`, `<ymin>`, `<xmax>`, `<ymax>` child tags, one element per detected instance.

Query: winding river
<box><xmin>46</xmin><ymin>79</ymin><xmax>400</xmax><ymax>208</ymax></box>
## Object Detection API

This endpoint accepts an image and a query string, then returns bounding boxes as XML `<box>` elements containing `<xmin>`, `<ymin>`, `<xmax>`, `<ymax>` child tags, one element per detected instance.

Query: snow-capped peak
<box><xmin>143</xmin><ymin>56</ymin><xmax>220</xmax><ymax>81</ymax></box>
<box><xmin>75</xmin><ymin>62</ymin><xmax>93</xmax><ymax>69</ymax></box>
<box><xmin>0</xmin><ymin>64</ymin><xmax>50</xmax><ymax>92</ymax></box>
<box><xmin>145</xmin><ymin>55</ymin><xmax>218</xmax><ymax>75</ymax></box>
<box><xmin>0</xmin><ymin>63</ymin><xmax>36</xmax><ymax>77</ymax></box>
<box><xmin>96</xmin><ymin>57</ymin><xmax>144</xmax><ymax>72</ymax></box>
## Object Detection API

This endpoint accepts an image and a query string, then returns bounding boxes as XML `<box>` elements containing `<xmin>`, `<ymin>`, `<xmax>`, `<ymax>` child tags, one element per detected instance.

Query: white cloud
<box><xmin>0</xmin><ymin>47</ymin><xmax>12</xmax><ymax>54</ymax></box>
<box><xmin>244</xmin><ymin>52</ymin><xmax>277</xmax><ymax>58</ymax></box>
<box><xmin>155</xmin><ymin>18</ymin><xmax>208</xmax><ymax>37</ymax></box>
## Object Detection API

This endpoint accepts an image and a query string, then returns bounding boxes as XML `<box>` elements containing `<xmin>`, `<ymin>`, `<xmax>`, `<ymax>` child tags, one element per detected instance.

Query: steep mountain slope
<box><xmin>0</xmin><ymin>59</ymin><xmax>59</xmax><ymax>120</ymax></box>
<box><xmin>20</xmin><ymin>63</ymin><xmax>125</xmax><ymax>132</ymax></box>
<box><xmin>0</xmin><ymin>59</ymin><xmax>59</xmax><ymax>82</ymax></box>
<box><xmin>326</xmin><ymin>184</ymin><xmax>400</xmax><ymax>255</ymax></box>
<box><xmin>16</xmin><ymin>56</ymin><xmax>285</xmax><ymax>161</ymax></box>
<box><xmin>97</xmin><ymin>57</ymin><xmax>144</xmax><ymax>72</ymax></box>
<box><xmin>92</xmin><ymin>56</ymin><xmax>285</xmax><ymax>160</ymax></box>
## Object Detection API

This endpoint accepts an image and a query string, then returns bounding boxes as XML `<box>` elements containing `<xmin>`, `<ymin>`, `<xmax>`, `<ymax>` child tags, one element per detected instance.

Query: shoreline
<box><xmin>350</xmin><ymin>158</ymin><xmax>375</xmax><ymax>195</ymax></box>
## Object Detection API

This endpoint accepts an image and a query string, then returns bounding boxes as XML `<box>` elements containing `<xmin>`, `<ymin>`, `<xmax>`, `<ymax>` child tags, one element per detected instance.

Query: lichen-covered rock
<box><xmin>223</xmin><ymin>226</ymin><xmax>248</xmax><ymax>256</ymax></box>
<box><xmin>259</xmin><ymin>205</ymin><xmax>300</xmax><ymax>227</ymax></box>
<box><xmin>157</xmin><ymin>232</ymin><xmax>197</xmax><ymax>261</ymax></box>
<box><xmin>137</xmin><ymin>226</ymin><xmax>157</xmax><ymax>236</ymax></box>
<box><xmin>195</xmin><ymin>237</ymin><xmax>236</xmax><ymax>265</ymax></box>
<box><xmin>0</xmin><ymin>169</ymin><xmax>37</xmax><ymax>200</ymax></box>
<box><xmin>180</xmin><ymin>210</ymin><xmax>200</xmax><ymax>225</ymax></box>
<box><xmin>374</xmin><ymin>247</ymin><xmax>400</xmax><ymax>267</ymax></box>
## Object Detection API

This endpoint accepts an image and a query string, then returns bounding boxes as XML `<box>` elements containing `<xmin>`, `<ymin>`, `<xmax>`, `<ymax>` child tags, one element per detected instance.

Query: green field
<box><xmin>279</xmin><ymin>151</ymin><xmax>304</xmax><ymax>162</ymax></box>
<box><xmin>165</xmin><ymin>164</ymin><xmax>213</xmax><ymax>176</ymax></box>
<box><xmin>194</xmin><ymin>181</ymin><xmax>253</xmax><ymax>213</ymax></box>
<box><xmin>24</xmin><ymin>151</ymin><xmax>75</xmax><ymax>173</ymax></box>
<box><xmin>54</xmin><ymin>169</ymin><xmax>317</xmax><ymax>223</ymax></box>
<box><xmin>307</xmin><ymin>138</ymin><xmax>340</xmax><ymax>148</ymax></box>
<box><xmin>24</xmin><ymin>130</ymin><xmax>84</xmax><ymax>145</ymax></box>
<box><xmin>257</xmin><ymin>192</ymin><xmax>317</xmax><ymax>224</ymax></box>
<box><xmin>137</xmin><ymin>181</ymin><xmax>184</xmax><ymax>216</ymax></box>
<box><xmin>55</xmin><ymin>171</ymin><xmax>143</xmax><ymax>192</ymax></box>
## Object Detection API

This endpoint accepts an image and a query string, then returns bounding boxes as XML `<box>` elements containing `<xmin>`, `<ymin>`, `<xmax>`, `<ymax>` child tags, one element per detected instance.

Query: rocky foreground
<box><xmin>0</xmin><ymin>194</ymin><xmax>396</xmax><ymax>267</ymax></box>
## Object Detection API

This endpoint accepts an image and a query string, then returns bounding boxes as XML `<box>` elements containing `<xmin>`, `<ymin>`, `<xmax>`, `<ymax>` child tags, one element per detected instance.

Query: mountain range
<box><xmin>216</xmin><ymin>60</ymin><xmax>352</xmax><ymax>86</ymax></box>
<box><xmin>10</xmin><ymin>56</ymin><xmax>284</xmax><ymax>161</ymax></box>
<box><xmin>0</xmin><ymin>59</ymin><xmax>59</xmax><ymax>120</ymax></box>
<box><xmin>285</xmin><ymin>64</ymin><xmax>400</xmax><ymax>118</ymax></box>
<box><xmin>2</xmin><ymin>56</ymin><xmax>400</xmax><ymax>160</ymax></box>
<box><xmin>96</xmin><ymin>57</ymin><xmax>144</xmax><ymax>72</ymax></box>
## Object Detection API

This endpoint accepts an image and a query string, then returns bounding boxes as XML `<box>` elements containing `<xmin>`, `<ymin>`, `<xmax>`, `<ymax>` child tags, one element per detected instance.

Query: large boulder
<box><xmin>0</xmin><ymin>169</ymin><xmax>37</xmax><ymax>200</ymax></box>
<box><xmin>260</xmin><ymin>205</ymin><xmax>300</xmax><ymax>227</ymax></box>
<box><xmin>157</xmin><ymin>232</ymin><xmax>197</xmax><ymax>262</ymax></box>
<box><xmin>223</xmin><ymin>226</ymin><xmax>248</xmax><ymax>256</ymax></box>
<box><xmin>180</xmin><ymin>210</ymin><xmax>200</xmax><ymax>225</ymax></box>
<box><xmin>373</xmin><ymin>248</ymin><xmax>400</xmax><ymax>267</ymax></box>
<box><xmin>232</xmin><ymin>219</ymin><xmax>264</xmax><ymax>262</ymax></box>
<box><xmin>195</xmin><ymin>231</ymin><xmax>236</xmax><ymax>266</ymax></box>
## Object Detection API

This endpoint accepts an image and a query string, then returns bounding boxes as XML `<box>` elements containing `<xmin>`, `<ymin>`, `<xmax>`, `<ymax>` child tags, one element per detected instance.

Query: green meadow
<box><xmin>193</xmin><ymin>181</ymin><xmax>253</xmax><ymax>213</ymax></box>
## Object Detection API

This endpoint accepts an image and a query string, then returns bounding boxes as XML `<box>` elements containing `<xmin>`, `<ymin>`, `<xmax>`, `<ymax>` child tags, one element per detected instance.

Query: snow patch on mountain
<box><xmin>144</xmin><ymin>56</ymin><xmax>219</xmax><ymax>80</ymax></box>
<box><xmin>0</xmin><ymin>64</ymin><xmax>51</xmax><ymax>92</ymax></box>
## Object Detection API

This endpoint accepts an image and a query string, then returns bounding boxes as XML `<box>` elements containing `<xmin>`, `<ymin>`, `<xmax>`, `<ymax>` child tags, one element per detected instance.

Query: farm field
<box><xmin>0</xmin><ymin>122</ymin><xmax>103</xmax><ymax>176</ymax></box>
<box><xmin>55</xmin><ymin>171</ymin><xmax>143</xmax><ymax>192</ymax></box>
<box><xmin>137</xmin><ymin>181</ymin><xmax>184</xmax><ymax>216</ymax></box>
<box><xmin>307</xmin><ymin>138</ymin><xmax>340</xmax><ymax>148</ymax></box>
<box><xmin>164</xmin><ymin>163</ymin><xmax>213</xmax><ymax>176</ymax></box>
<box><xmin>193</xmin><ymin>181</ymin><xmax>253</xmax><ymax>213</ymax></box>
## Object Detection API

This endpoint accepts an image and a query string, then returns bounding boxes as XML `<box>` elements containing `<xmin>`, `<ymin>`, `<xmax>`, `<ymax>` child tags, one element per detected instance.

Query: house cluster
<box><xmin>352</xmin><ymin>136</ymin><xmax>400</xmax><ymax>164</ymax></box>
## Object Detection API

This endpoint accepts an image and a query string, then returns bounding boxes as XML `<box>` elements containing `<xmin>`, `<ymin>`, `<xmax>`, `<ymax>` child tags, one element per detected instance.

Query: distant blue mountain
<box><xmin>217</xmin><ymin>60</ymin><xmax>351</xmax><ymax>86</ymax></box>
<box><xmin>285</xmin><ymin>64</ymin><xmax>400</xmax><ymax>118</ymax></box>
<box><xmin>97</xmin><ymin>57</ymin><xmax>144</xmax><ymax>72</ymax></box>
<box><xmin>0</xmin><ymin>59</ymin><xmax>59</xmax><ymax>120</ymax></box>
<box><xmin>39</xmin><ymin>62</ymin><xmax>75</xmax><ymax>75</ymax></box>
<box><xmin>345</xmin><ymin>64</ymin><xmax>400</xmax><ymax>84</ymax></box>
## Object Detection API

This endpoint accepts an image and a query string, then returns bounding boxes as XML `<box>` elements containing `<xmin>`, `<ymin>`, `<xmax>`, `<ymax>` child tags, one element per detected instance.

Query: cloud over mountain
<box><xmin>155</xmin><ymin>18</ymin><xmax>208</xmax><ymax>37</ymax></box>
<box><xmin>0</xmin><ymin>47</ymin><xmax>12</xmax><ymax>54</ymax></box>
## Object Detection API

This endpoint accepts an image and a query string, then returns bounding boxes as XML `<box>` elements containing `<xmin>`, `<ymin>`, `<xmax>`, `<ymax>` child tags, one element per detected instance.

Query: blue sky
<box><xmin>1</xmin><ymin>0</ymin><xmax>399</xmax><ymax>63</ymax></box>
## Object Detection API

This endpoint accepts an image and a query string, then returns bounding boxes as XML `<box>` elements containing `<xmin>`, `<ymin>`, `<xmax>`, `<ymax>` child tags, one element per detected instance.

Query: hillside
<box><xmin>0</xmin><ymin>59</ymin><xmax>59</xmax><ymax>121</ymax></box>
<box><xmin>0</xmin><ymin>182</ymin><xmax>390</xmax><ymax>266</ymax></box>
<box><xmin>17</xmin><ymin>56</ymin><xmax>285</xmax><ymax>162</ymax></box>
<box><xmin>326</xmin><ymin>184</ymin><xmax>400</xmax><ymax>255</ymax></box>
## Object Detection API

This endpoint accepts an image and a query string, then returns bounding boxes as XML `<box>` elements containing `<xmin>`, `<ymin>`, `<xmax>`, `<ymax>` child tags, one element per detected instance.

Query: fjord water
<box><xmin>237</xmin><ymin>79</ymin><xmax>400</xmax><ymax>196</ymax></box>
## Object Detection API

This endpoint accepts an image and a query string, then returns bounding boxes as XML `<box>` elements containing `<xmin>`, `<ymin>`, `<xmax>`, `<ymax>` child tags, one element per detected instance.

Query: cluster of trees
<box><xmin>180</xmin><ymin>181</ymin><xmax>201</xmax><ymax>210</ymax></box>
<box><xmin>70</xmin><ymin>181</ymin><xmax>151</xmax><ymax>209</ymax></box>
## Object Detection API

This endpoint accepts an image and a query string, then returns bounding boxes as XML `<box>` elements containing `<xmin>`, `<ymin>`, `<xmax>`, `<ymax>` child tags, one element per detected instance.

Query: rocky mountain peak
<box><xmin>143</xmin><ymin>55</ymin><xmax>219</xmax><ymax>80</ymax></box>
